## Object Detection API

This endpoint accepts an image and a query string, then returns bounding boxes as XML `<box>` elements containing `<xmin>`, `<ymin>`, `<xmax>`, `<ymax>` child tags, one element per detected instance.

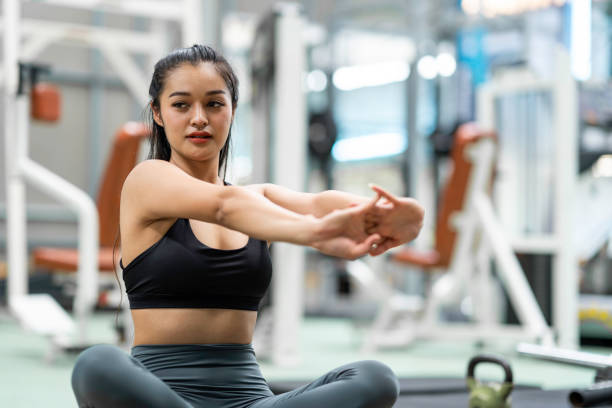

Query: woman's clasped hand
<box><xmin>310</xmin><ymin>185</ymin><xmax>424</xmax><ymax>260</ymax></box>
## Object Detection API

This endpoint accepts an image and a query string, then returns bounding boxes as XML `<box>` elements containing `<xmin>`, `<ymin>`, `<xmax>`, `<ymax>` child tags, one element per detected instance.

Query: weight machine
<box><xmin>2</xmin><ymin>0</ymin><xmax>214</xmax><ymax>354</ymax></box>
<box><xmin>349</xmin><ymin>123</ymin><xmax>553</xmax><ymax>351</ymax></box>
<box><xmin>477</xmin><ymin>48</ymin><xmax>579</xmax><ymax>348</ymax></box>
<box><xmin>519</xmin><ymin>342</ymin><xmax>612</xmax><ymax>406</ymax></box>
<box><xmin>351</xmin><ymin>49</ymin><xmax>579</xmax><ymax>351</ymax></box>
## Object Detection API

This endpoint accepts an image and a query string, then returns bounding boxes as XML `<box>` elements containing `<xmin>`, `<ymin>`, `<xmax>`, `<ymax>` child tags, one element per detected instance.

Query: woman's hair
<box><xmin>146</xmin><ymin>44</ymin><xmax>239</xmax><ymax>179</ymax></box>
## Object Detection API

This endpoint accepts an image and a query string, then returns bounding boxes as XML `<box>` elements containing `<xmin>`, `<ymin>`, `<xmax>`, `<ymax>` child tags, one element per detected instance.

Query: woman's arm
<box><xmin>253</xmin><ymin>183</ymin><xmax>374</xmax><ymax>218</ymax></box>
<box><xmin>251</xmin><ymin>183</ymin><xmax>425</xmax><ymax>255</ymax></box>
<box><xmin>121</xmin><ymin>160</ymin><xmax>376</xmax><ymax>254</ymax></box>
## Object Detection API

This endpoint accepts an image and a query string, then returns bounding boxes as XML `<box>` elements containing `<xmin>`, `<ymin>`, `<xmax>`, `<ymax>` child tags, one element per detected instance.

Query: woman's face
<box><xmin>153</xmin><ymin>62</ymin><xmax>234</xmax><ymax>167</ymax></box>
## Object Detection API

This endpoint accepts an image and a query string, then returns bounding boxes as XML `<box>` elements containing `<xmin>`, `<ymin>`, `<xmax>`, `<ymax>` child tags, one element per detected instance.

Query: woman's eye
<box><xmin>172</xmin><ymin>102</ymin><xmax>188</xmax><ymax>109</ymax></box>
<box><xmin>209</xmin><ymin>100</ymin><xmax>224</xmax><ymax>107</ymax></box>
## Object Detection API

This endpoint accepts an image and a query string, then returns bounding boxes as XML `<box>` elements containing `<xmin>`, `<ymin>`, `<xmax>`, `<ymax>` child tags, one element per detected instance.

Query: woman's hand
<box><xmin>310</xmin><ymin>196</ymin><xmax>382</xmax><ymax>259</ymax></box>
<box><xmin>364</xmin><ymin>184</ymin><xmax>425</xmax><ymax>256</ymax></box>
<box><xmin>312</xmin><ymin>233</ymin><xmax>382</xmax><ymax>260</ymax></box>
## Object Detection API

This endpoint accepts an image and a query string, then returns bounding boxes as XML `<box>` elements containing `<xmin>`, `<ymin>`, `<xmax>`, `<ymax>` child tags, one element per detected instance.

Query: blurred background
<box><xmin>2</xmin><ymin>0</ymin><xmax>612</xmax><ymax>407</ymax></box>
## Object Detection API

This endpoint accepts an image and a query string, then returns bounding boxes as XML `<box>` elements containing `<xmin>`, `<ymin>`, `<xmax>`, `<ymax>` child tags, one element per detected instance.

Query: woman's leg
<box><xmin>254</xmin><ymin>360</ymin><xmax>399</xmax><ymax>408</ymax></box>
<box><xmin>71</xmin><ymin>344</ymin><xmax>192</xmax><ymax>408</ymax></box>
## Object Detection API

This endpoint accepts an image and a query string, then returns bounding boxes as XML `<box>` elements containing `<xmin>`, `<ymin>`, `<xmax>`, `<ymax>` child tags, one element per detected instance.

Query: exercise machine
<box><xmin>349</xmin><ymin>123</ymin><xmax>553</xmax><ymax>351</ymax></box>
<box><xmin>2</xmin><ymin>0</ymin><xmax>213</xmax><ymax>355</ymax></box>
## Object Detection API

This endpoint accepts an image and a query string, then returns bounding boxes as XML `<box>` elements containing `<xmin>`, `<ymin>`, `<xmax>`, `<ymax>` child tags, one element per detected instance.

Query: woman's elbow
<box><xmin>213</xmin><ymin>185</ymin><xmax>247</xmax><ymax>226</ymax></box>
<box><xmin>213</xmin><ymin>188</ymin><xmax>232</xmax><ymax>225</ymax></box>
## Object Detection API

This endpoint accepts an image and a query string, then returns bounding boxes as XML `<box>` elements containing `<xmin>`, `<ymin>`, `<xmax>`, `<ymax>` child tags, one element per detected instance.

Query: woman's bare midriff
<box><xmin>131</xmin><ymin>308</ymin><xmax>258</xmax><ymax>345</ymax></box>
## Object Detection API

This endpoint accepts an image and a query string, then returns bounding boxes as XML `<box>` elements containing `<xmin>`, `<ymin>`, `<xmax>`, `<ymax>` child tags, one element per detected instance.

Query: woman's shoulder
<box><xmin>130</xmin><ymin>159</ymin><xmax>173</xmax><ymax>177</ymax></box>
<box><xmin>121</xmin><ymin>160</ymin><xmax>184</xmax><ymax>210</ymax></box>
<box><xmin>123</xmin><ymin>159</ymin><xmax>177</xmax><ymax>191</ymax></box>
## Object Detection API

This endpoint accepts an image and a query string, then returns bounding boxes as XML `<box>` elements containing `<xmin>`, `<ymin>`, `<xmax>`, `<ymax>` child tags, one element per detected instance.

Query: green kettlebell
<box><xmin>466</xmin><ymin>354</ymin><xmax>514</xmax><ymax>408</ymax></box>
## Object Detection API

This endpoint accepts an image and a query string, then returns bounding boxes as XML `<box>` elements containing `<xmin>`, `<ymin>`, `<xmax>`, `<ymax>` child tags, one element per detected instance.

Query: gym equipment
<box><xmin>18</xmin><ymin>63</ymin><xmax>61</xmax><ymax>122</ymax></box>
<box><xmin>349</xmin><ymin>124</ymin><xmax>553</xmax><ymax>351</ymax></box>
<box><xmin>30</xmin><ymin>82</ymin><xmax>60</xmax><ymax>122</ymax></box>
<box><xmin>477</xmin><ymin>49</ymin><xmax>579</xmax><ymax>348</ymax></box>
<box><xmin>31</xmin><ymin>122</ymin><xmax>148</xmax><ymax>344</ymax></box>
<box><xmin>518</xmin><ymin>343</ymin><xmax>612</xmax><ymax>407</ymax></box>
<box><xmin>466</xmin><ymin>355</ymin><xmax>514</xmax><ymax>408</ymax></box>
<box><xmin>395</xmin><ymin>389</ymin><xmax>612</xmax><ymax>408</ymax></box>
<box><xmin>2</xmin><ymin>0</ymin><xmax>209</xmax><ymax>356</ymax></box>
<box><xmin>8</xmin><ymin>123</ymin><xmax>147</xmax><ymax>352</ymax></box>
<box><xmin>32</xmin><ymin>122</ymin><xmax>149</xmax><ymax>275</ymax></box>
<box><xmin>517</xmin><ymin>342</ymin><xmax>612</xmax><ymax>370</ymax></box>
<box><xmin>569</xmin><ymin>381</ymin><xmax>612</xmax><ymax>407</ymax></box>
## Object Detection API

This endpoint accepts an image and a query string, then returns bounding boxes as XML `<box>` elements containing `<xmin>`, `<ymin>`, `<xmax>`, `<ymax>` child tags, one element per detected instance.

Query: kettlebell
<box><xmin>466</xmin><ymin>354</ymin><xmax>514</xmax><ymax>408</ymax></box>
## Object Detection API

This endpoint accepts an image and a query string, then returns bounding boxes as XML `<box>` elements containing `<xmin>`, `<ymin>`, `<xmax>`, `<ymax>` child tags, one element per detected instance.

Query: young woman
<box><xmin>71</xmin><ymin>44</ymin><xmax>424</xmax><ymax>408</ymax></box>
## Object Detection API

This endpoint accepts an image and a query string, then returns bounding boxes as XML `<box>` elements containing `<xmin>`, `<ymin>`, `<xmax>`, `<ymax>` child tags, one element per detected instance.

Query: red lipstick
<box><xmin>187</xmin><ymin>131</ymin><xmax>212</xmax><ymax>138</ymax></box>
<box><xmin>187</xmin><ymin>131</ymin><xmax>212</xmax><ymax>144</ymax></box>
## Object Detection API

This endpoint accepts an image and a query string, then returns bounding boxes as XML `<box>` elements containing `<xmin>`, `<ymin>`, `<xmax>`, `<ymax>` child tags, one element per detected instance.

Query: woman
<box><xmin>71</xmin><ymin>44</ymin><xmax>424</xmax><ymax>408</ymax></box>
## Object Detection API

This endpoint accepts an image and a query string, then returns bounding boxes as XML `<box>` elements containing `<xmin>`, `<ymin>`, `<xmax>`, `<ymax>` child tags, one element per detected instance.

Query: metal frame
<box><xmin>351</xmin><ymin>136</ymin><xmax>553</xmax><ymax>352</ymax></box>
<box><xmin>248</xmin><ymin>3</ymin><xmax>308</xmax><ymax>367</ymax></box>
<box><xmin>518</xmin><ymin>342</ymin><xmax>612</xmax><ymax>369</ymax></box>
<box><xmin>477</xmin><ymin>48</ymin><xmax>579</xmax><ymax>348</ymax></box>
<box><xmin>2</xmin><ymin>0</ymin><xmax>209</xmax><ymax>348</ymax></box>
<box><xmin>269</xmin><ymin>4</ymin><xmax>307</xmax><ymax>367</ymax></box>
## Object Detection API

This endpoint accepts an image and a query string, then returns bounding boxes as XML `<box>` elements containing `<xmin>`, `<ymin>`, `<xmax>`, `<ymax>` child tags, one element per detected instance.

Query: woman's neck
<box><xmin>169</xmin><ymin>156</ymin><xmax>223</xmax><ymax>185</ymax></box>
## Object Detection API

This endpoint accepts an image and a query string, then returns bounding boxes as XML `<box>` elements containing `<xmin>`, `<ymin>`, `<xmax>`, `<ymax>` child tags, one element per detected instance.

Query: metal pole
<box><xmin>182</xmin><ymin>0</ymin><xmax>203</xmax><ymax>46</ymax></box>
<box><xmin>470</xmin><ymin>138</ymin><xmax>551</xmax><ymax>343</ymax></box>
<box><xmin>405</xmin><ymin>61</ymin><xmax>419</xmax><ymax>197</ymax></box>
<box><xmin>271</xmin><ymin>3</ymin><xmax>306</xmax><ymax>367</ymax></box>
<box><xmin>20</xmin><ymin>158</ymin><xmax>99</xmax><ymax>344</ymax></box>
<box><xmin>475</xmin><ymin>193</ymin><xmax>551</xmax><ymax>343</ymax></box>
<box><xmin>553</xmin><ymin>48</ymin><xmax>579</xmax><ymax>348</ymax></box>
<box><xmin>4</xmin><ymin>0</ymin><xmax>29</xmax><ymax>308</ymax></box>
<box><xmin>518</xmin><ymin>342</ymin><xmax>612</xmax><ymax>369</ymax></box>
<box><xmin>87</xmin><ymin>11</ymin><xmax>105</xmax><ymax>196</ymax></box>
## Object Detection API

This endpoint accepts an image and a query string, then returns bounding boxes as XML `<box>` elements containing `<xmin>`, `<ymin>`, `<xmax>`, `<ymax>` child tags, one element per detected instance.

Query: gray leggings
<box><xmin>71</xmin><ymin>343</ymin><xmax>399</xmax><ymax>408</ymax></box>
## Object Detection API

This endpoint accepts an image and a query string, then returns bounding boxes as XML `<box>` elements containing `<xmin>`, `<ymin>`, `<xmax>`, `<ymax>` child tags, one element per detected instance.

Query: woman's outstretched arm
<box><xmin>251</xmin><ymin>183</ymin><xmax>375</xmax><ymax>218</ymax></box>
<box><xmin>121</xmin><ymin>160</ymin><xmax>379</xmax><ymax>258</ymax></box>
<box><xmin>250</xmin><ymin>183</ymin><xmax>425</xmax><ymax>253</ymax></box>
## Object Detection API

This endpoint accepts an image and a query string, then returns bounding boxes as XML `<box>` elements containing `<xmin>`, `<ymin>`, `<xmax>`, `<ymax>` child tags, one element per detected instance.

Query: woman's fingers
<box><xmin>368</xmin><ymin>237</ymin><xmax>399</xmax><ymax>256</ymax></box>
<box><xmin>368</xmin><ymin>243</ymin><xmax>386</xmax><ymax>256</ymax></box>
<box><xmin>368</xmin><ymin>184</ymin><xmax>399</xmax><ymax>205</ymax></box>
<box><xmin>369</xmin><ymin>190</ymin><xmax>382</xmax><ymax>207</ymax></box>
<box><xmin>314</xmin><ymin>233</ymin><xmax>383</xmax><ymax>260</ymax></box>
<box><xmin>352</xmin><ymin>233</ymin><xmax>382</xmax><ymax>258</ymax></box>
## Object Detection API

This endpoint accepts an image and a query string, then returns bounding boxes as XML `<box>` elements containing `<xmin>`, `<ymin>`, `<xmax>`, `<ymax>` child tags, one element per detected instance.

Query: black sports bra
<box><xmin>120</xmin><ymin>218</ymin><xmax>273</xmax><ymax>311</ymax></box>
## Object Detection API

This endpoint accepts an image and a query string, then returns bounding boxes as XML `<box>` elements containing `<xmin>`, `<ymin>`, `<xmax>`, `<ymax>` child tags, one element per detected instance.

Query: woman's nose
<box><xmin>191</xmin><ymin>105</ymin><xmax>208</xmax><ymax>128</ymax></box>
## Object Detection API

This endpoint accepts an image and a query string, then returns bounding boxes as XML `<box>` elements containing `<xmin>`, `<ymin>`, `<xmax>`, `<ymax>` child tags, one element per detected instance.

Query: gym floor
<box><xmin>0</xmin><ymin>309</ymin><xmax>602</xmax><ymax>407</ymax></box>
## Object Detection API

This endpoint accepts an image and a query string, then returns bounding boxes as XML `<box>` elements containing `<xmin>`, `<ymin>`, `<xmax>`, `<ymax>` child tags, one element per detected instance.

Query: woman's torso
<box><xmin>121</xmin><ymin>216</ymin><xmax>260</xmax><ymax>346</ymax></box>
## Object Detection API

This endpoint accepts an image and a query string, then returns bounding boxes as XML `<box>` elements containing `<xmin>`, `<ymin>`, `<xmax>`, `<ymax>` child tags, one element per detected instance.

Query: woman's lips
<box><xmin>187</xmin><ymin>136</ymin><xmax>211</xmax><ymax>144</ymax></box>
<box><xmin>187</xmin><ymin>131</ymin><xmax>212</xmax><ymax>138</ymax></box>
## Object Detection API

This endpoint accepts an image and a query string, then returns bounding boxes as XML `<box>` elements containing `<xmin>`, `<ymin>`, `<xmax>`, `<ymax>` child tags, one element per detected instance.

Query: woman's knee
<box><xmin>354</xmin><ymin>360</ymin><xmax>399</xmax><ymax>407</ymax></box>
<box><xmin>72</xmin><ymin>344</ymin><xmax>129</xmax><ymax>395</ymax></box>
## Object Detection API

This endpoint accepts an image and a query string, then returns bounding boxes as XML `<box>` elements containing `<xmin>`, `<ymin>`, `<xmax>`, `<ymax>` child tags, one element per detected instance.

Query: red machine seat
<box><xmin>32</xmin><ymin>247</ymin><xmax>115</xmax><ymax>272</ymax></box>
<box><xmin>392</xmin><ymin>123</ymin><xmax>496</xmax><ymax>270</ymax></box>
<box><xmin>32</xmin><ymin>122</ymin><xmax>149</xmax><ymax>273</ymax></box>
<box><xmin>392</xmin><ymin>249</ymin><xmax>441</xmax><ymax>268</ymax></box>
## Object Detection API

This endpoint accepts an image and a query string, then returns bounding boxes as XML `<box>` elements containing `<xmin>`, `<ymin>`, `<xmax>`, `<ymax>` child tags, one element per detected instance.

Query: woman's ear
<box><xmin>151</xmin><ymin>102</ymin><xmax>164</xmax><ymax>127</ymax></box>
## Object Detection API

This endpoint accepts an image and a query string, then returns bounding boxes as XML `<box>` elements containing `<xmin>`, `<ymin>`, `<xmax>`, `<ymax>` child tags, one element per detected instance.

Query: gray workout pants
<box><xmin>71</xmin><ymin>343</ymin><xmax>399</xmax><ymax>408</ymax></box>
